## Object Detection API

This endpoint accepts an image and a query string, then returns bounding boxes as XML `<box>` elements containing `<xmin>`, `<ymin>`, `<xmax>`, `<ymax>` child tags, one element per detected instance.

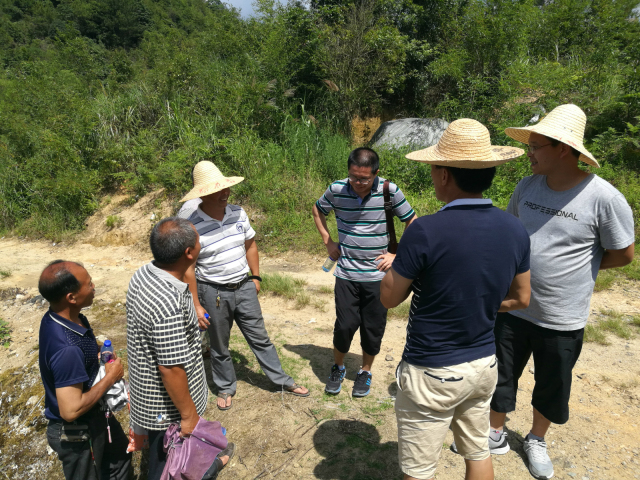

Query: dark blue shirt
<box><xmin>38</xmin><ymin>311</ymin><xmax>100</xmax><ymax>421</ymax></box>
<box><xmin>393</xmin><ymin>202</ymin><xmax>530</xmax><ymax>368</ymax></box>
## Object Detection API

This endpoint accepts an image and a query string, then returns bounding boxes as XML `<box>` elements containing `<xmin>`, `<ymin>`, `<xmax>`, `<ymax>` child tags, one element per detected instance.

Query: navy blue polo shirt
<box><xmin>38</xmin><ymin>310</ymin><xmax>100</xmax><ymax>421</ymax></box>
<box><xmin>393</xmin><ymin>200</ymin><xmax>531</xmax><ymax>368</ymax></box>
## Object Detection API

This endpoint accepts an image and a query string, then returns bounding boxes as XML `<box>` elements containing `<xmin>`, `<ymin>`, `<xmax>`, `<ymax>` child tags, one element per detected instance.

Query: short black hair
<box><xmin>38</xmin><ymin>260</ymin><xmax>82</xmax><ymax>304</ymax></box>
<box><xmin>436</xmin><ymin>166</ymin><xmax>496</xmax><ymax>194</ymax></box>
<box><xmin>347</xmin><ymin>147</ymin><xmax>379</xmax><ymax>174</ymax></box>
<box><xmin>150</xmin><ymin>217</ymin><xmax>198</xmax><ymax>265</ymax></box>
<box><xmin>545</xmin><ymin>135</ymin><xmax>581</xmax><ymax>159</ymax></box>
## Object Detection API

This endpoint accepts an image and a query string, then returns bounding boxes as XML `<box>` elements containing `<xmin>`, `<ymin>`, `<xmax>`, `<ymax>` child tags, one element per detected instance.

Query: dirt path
<box><xmin>1</xmin><ymin>231</ymin><xmax>639</xmax><ymax>479</ymax></box>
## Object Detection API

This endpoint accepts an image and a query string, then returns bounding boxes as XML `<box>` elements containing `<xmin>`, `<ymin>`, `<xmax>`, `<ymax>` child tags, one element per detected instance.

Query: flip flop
<box><xmin>284</xmin><ymin>383</ymin><xmax>310</xmax><ymax>397</ymax></box>
<box><xmin>216</xmin><ymin>392</ymin><xmax>233</xmax><ymax>410</ymax></box>
<box><xmin>206</xmin><ymin>443</ymin><xmax>236</xmax><ymax>479</ymax></box>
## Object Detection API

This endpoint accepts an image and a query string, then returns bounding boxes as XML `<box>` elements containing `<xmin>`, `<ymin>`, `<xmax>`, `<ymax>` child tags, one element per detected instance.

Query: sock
<box><xmin>358</xmin><ymin>368</ymin><xmax>371</xmax><ymax>374</ymax></box>
<box><xmin>336</xmin><ymin>364</ymin><xmax>345</xmax><ymax>370</ymax></box>
<box><xmin>527</xmin><ymin>432</ymin><xmax>544</xmax><ymax>442</ymax></box>
<box><xmin>489</xmin><ymin>428</ymin><xmax>503</xmax><ymax>442</ymax></box>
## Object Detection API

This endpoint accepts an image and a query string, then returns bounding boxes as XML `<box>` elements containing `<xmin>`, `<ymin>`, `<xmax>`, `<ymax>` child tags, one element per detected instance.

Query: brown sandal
<box><xmin>216</xmin><ymin>392</ymin><xmax>233</xmax><ymax>410</ymax></box>
<box><xmin>284</xmin><ymin>383</ymin><xmax>310</xmax><ymax>397</ymax></box>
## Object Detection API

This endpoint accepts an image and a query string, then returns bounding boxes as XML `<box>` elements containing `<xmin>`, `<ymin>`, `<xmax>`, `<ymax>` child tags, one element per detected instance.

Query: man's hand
<box><xmin>180</xmin><ymin>413</ymin><xmax>199</xmax><ymax>437</ymax></box>
<box><xmin>375</xmin><ymin>252</ymin><xmax>396</xmax><ymax>272</ymax></box>
<box><xmin>105</xmin><ymin>358</ymin><xmax>124</xmax><ymax>383</ymax></box>
<box><xmin>196</xmin><ymin>305</ymin><xmax>209</xmax><ymax>329</ymax></box>
<box><xmin>252</xmin><ymin>278</ymin><xmax>261</xmax><ymax>294</ymax></box>
<box><xmin>325</xmin><ymin>240</ymin><xmax>341</xmax><ymax>261</ymax></box>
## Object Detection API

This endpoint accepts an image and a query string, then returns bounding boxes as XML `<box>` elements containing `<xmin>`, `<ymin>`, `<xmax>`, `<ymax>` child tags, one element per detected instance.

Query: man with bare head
<box><xmin>38</xmin><ymin>260</ymin><xmax>131</xmax><ymax>480</ymax></box>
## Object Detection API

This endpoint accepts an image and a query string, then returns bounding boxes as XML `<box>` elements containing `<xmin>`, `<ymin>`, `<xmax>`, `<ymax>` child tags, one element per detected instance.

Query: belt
<box><xmin>199</xmin><ymin>275</ymin><xmax>262</xmax><ymax>291</ymax></box>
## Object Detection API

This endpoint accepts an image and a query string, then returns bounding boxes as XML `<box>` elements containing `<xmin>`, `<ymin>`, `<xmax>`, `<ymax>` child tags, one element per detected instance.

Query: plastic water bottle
<box><xmin>322</xmin><ymin>247</ymin><xmax>340</xmax><ymax>272</ymax></box>
<box><xmin>100</xmin><ymin>340</ymin><xmax>114</xmax><ymax>364</ymax></box>
<box><xmin>199</xmin><ymin>313</ymin><xmax>210</xmax><ymax>333</ymax></box>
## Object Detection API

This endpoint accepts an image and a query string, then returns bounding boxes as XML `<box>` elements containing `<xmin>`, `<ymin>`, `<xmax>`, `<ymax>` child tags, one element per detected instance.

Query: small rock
<box><xmin>529</xmin><ymin>366</ymin><xmax>535</xmax><ymax>374</ymax></box>
<box><xmin>385</xmin><ymin>354</ymin><xmax>394</xmax><ymax>361</ymax></box>
<box><xmin>26</xmin><ymin>395</ymin><xmax>39</xmax><ymax>406</ymax></box>
<box><xmin>308</xmin><ymin>318</ymin><xmax>316</xmax><ymax>323</ymax></box>
<box><xmin>582</xmin><ymin>477</ymin><xmax>589</xmax><ymax>480</ymax></box>
<box><xmin>567</xmin><ymin>474</ymin><xmax>576</xmax><ymax>478</ymax></box>
<box><xmin>16</xmin><ymin>294</ymin><xmax>25</xmax><ymax>300</ymax></box>
<box><xmin>28</xmin><ymin>328</ymin><xmax>33</xmax><ymax>333</ymax></box>
<box><xmin>95</xmin><ymin>335</ymin><xmax>108</xmax><ymax>343</ymax></box>
<box><xmin>608</xmin><ymin>429</ymin><xmax>618</xmax><ymax>435</ymax></box>
<box><xmin>47</xmin><ymin>445</ymin><xmax>54</xmax><ymax>455</ymax></box>
<box><xmin>150</xmin><ymin>213</ymin><xmax>157</xmax><ymax>220</ymax></box>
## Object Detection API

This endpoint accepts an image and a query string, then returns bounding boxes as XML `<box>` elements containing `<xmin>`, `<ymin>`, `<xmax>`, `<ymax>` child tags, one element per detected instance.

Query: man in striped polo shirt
<box><xmin>312</xmin><ymin>147</ymin><xmax>416</xmax><ymax>397</ymax></box>
<box><xmin>183</xmin><ymin>161</ymin><xmax>309</xmax><ymax>411</ymax></box>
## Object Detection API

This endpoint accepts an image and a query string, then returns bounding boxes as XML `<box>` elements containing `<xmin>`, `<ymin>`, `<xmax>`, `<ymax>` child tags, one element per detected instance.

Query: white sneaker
<box><xmin>523</xmin><ymin>435</ymin><xmax>554</xmax><ymax>479</ymax></box>
<box><xmin>450</xmin><ymin>430</ymin><xmax>510</xmax><ymax>455</ymax></box>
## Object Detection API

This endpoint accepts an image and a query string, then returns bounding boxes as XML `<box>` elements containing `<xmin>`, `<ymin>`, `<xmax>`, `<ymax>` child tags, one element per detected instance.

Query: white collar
<box><xmin>439</xmin><ymin>198</ymin><xmax>493</xmax><ymax>211</ymax></box>
<box><xmin>148</xmin><ymin>262</ymin><xmax>190</xmax><ymax>293</ymax></box>
<box><xmin>196</xmin><ymin>205</ymin><xmax>230</xmax><ymax>223</ymax></box>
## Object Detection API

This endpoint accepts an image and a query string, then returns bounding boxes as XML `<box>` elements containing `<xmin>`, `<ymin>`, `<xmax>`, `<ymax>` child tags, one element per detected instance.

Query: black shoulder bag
<box><xmin>383</xmin><ymin>180</ymin><xmax>398</xmax><ymax>254</ymax></box>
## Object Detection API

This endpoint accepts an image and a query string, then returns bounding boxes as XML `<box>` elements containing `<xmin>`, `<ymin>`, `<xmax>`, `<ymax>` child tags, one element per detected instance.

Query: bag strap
<box><xmin>383</xmin><ymin>180</ymin><xmax>398</xmax><ymax>254</ymax></box>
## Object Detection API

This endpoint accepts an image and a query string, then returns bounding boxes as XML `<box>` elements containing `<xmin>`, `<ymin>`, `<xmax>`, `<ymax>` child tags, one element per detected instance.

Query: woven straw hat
<box><xmin>406</xmin><ymin>119</ymin><xmax>524</xmax><ymax>168</ymax></box>
<box><xmin>180</xmin><ymin>161</ymin><xmax>244</xmax><ymax>202</ymax></box>
<box><xmin>504</xmin><ymin>104</ymin><xmax>599</xmax><ymax>168</ymax></box>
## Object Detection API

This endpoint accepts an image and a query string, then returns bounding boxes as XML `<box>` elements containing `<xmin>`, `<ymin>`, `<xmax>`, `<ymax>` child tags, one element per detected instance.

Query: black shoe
<box><xmin>325</xmin><ymin>364</ymin><xmax>346</xmax><ymax>394</ymax></box>
<box><xmin>352</xmin><ymin>371</ymin><xmax>372</xmax><ymax>397</ymax></box>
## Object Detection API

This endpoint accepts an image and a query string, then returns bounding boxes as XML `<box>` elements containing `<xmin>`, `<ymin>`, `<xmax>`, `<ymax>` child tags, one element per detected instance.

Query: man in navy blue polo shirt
<box><xmin>381</xmin><ymin>119</ymin><xmax>531</xmax><ymax>480</ymax></box>
<box><xmin>39</xmin><ymin>260</ymin><xmax>130</xmax><ymax>480</ymax></box>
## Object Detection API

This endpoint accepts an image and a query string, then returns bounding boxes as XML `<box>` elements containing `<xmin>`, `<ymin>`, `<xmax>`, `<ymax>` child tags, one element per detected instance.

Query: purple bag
<box><xmin>160</xmin><ymin>417</ymin><xmax>228</xmax><ymax>480</ymax></box>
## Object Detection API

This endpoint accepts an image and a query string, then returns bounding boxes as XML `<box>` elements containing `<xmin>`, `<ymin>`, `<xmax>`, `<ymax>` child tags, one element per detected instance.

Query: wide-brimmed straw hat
<box><xmin>406</xmin><ymin>119</ymin><xmax>524</xmax><ymax>168</ymax></box>
<box><xmin>180</xmin><ymin>161</ymin><xmax>244</xmax><ymax>202</ymax></box>
<box><xmin>504</xmin><ymin>104</ymin><xmax>599</xmax><ymax>168</ymax></box>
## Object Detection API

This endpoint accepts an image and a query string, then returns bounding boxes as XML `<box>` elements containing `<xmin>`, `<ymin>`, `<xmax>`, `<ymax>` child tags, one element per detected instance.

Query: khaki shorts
<box><xmin>395</xmin><ymin>355</ymin><xmax>498</xmax><ymax>480</ymax></box>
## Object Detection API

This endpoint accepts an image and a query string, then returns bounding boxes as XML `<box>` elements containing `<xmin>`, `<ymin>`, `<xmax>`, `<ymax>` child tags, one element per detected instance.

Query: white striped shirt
<box><xmin>126</xmin><ymin>263</ymin><xmax>208</xmax><ymax>430</ymax></box>
<box><xmin>186</xmin><ymin>205</ymin><xmax>256</xmax><ymax>284</ymax></box>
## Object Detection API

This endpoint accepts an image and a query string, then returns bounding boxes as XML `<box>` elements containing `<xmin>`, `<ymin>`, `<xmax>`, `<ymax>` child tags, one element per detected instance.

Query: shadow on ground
<box><xmin>284</xmin><ymin>343</ymin><xmax>366</xmax><ymax>384</ymax></box>
<box><xmin>313</xmin><ymin>419</ymin><xmax>401</xmax><ymax>480</ymax></box>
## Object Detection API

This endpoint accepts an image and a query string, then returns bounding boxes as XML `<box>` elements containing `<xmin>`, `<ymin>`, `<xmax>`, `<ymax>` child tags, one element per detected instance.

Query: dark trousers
<box><xmin>333</xmin><ymin>278</ymin><xmax>388</xmax><ymax>356</ymax></box>
<box><xmin>47</xmin><ymin>410</ymin><xmax>131</xmax><ymax>480</ymax></box>
<box><xmin>148</xmin><ymin>429</ymin><xmax>168</xmax><ymax>480</ymax></box>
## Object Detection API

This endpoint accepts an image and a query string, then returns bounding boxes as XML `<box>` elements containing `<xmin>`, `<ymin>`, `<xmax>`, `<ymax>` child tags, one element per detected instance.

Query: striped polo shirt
<box><xmin>126</xmin><ymin>263</ymin><xmax>208</xmax><ymax>430</ymax></box>
<box><xmin>186</xmin><ymin>205</ymin><xmax>255</xmax><ymax>284</ymax></box>
<box><xmin>316</xmin><ymin>177</ymin><xmax>415</xmax><ymax>282</ymax></box>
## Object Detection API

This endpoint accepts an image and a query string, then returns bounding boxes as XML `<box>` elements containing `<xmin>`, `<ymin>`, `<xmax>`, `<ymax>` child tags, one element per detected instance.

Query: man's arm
<box><xmin>312</xmin><ymin>204</ymin><xmax>340</xmax><ymax>261</ymax></box>
<box><xmin>380</xmin><ymin>267</ymin><xmax>414</xmax><ymax>309</ymax></box>
<box><xmin>499</xmin><ymin>271</ymin><xmax>531</xmax><ymax>312</ymax></box>
<box><xmin>404</xmin><ymin>214</ymin><xmax>417</xmax><ymax>228</ymax></box>
<box><xmin>56</xmin><ymin>358</ymin><xmax>124</xmax><ymax>422</ymax></box>
<box><xmin>185</xmin><ymin>264</ymin><xmax>208</xmax><ymax>329</ymax></box>
<box><xmin>245</xmin><ymin>238</ymin><xmax>261</xmax><ymax>293</ymax></box>
<box><xmin>599</xmin><ymin>244</ymin><xmax>634</xmax><ymax>270</ymax></box>
<box><xmin>158</xmin><ymin>365</ymin><xmax>199</xmax><ymax>436</ymax></box>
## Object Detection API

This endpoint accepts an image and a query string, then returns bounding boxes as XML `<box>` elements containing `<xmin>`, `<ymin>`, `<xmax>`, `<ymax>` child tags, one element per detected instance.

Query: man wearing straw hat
<box><xmin>380</xmin><ymin>119</ymin><xmax>532</xmax><ymax>480</ymax></box>
<box><xmin>182</xmin><ymin>161</ymin><xmax>309</xmax><ymax>411</ymax></box>
<box><xmin>487</xmin><ymin>104</ymin><xmax>634</xmax><ymax>479</ymax></box>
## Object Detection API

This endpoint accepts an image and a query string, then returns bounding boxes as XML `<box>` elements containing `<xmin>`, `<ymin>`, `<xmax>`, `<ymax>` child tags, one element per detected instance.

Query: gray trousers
<box><xmin>197</xmin><ymin>279</ymin><xmax>294</xmax><ymax>394</ymax></box>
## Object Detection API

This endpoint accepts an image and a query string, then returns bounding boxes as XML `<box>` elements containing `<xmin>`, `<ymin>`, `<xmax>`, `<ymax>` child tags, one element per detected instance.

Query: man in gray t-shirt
<box><xmin>488</xmin><ymin>105</ymin><xmax>634</xmax><ymax>480</ymax></box>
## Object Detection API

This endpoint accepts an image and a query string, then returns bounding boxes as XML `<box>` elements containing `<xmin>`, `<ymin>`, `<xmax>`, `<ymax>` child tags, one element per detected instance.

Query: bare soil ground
<box><xmin>1</xmin><ymin>192</ymin><xmax>639</xmax><ymax>480</ymax></box>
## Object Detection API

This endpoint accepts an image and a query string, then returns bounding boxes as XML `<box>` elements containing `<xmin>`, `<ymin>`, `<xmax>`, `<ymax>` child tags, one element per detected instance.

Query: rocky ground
<box><xmin>0</xmin><ymin>192</ymin><xmax>639</xmax><ymax>480</ymax></box>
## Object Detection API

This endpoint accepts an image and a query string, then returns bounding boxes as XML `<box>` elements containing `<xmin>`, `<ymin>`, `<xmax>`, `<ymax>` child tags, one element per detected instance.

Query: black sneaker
<box><xmin>352</xmin><ymin>371</ymin><xmax>372</xmax><ymax>397</ymax></box>
<box><xmin>325</xmin><ymin>365</ymin><xmax>346</xmax><ymax>394</ymax></box>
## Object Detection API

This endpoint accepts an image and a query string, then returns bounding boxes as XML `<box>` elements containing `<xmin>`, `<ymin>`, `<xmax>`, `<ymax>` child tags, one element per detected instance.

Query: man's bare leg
<box><xmin>362</xmin><ymin>351</ymin><xmax>375</xmax><ymax>371</ymax></box>
<box><xmin>464</xmin><ymin>457</ymin><xmax>494</xmax><ymax>480</ymax></box>
<box><xmin>333</xmin><ymin>347</ymin><xmax>346</xmax><ymax>366</ymax></box>
<box><xmin>490</xmin><ymin>409</ymin><xmax>507</xmax><ymax>430</ymax></box>
<box><xmin>402</xmin><ymin>458</ymin><xmax>493</xmax><ymax>480</ymax></box>
<box><xmin>531</xmin><ymin>407</ymin><xmax>552</xmax><ymax>438</ymax></box>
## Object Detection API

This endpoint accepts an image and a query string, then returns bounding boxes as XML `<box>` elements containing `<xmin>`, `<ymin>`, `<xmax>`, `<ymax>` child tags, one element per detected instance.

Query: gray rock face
<box><xmin>369</xmin><ymin>118</ymin><xmax>449</xmax><ymax>150</ymax></box>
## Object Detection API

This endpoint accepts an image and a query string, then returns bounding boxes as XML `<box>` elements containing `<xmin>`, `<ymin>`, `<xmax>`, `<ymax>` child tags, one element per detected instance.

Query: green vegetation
<box><xmin>0</xmin><ymin>318</ymin><xmax>10</xmax><ymax>347</ymax></box>
<box><xmin>0</xmin><ymin>268</ymin><xmax>11</xmax><ymax>279</ymax></box>
<box><xmin>389</xmin><ymin>299</ymin><xmax>411</xmax><ymax>319</ymax></box>
<box><xmin>584</xmin><ymin>309</ymin><xmax>640</xmax><ymax>344</ymax></box>
<box><xmin>261</xmin><ymin>272</ymin><xmax>314</xmax><ymax>309</ymax></box>
<box><xmin>105</xmin><ymin>214</ymin><xmax>123</xmax><ymax>229</ymax></box>
<box><xmin>0</xmin><ymin>0</ymin><xmax>639</xmax><ymax>257</ymax></box>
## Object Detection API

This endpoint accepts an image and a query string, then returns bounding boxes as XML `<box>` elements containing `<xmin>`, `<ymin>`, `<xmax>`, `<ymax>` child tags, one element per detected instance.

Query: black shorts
<box><xmin>333</xmin><ymin>277</ymin><xmax>388</xmax><ymax>356</ymax></box>
<box><xmin>491</xmin><ymin>312</ymin><xmax>584</xmax><ymax>424</ymax></box>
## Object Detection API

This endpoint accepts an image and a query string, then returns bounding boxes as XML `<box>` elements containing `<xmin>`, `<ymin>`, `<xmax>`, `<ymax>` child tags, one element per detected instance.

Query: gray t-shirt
<box><xmin>507</xmin><ymin>174</ymin><xmax>634</xmax><ymax>331</ymax></box>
